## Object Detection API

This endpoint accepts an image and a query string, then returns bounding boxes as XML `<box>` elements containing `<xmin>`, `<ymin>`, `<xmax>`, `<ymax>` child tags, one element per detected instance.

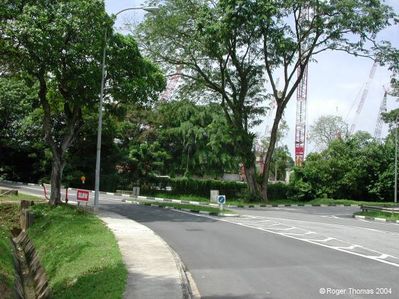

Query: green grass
<box><xmin>28</xmin><ymin>204</ymin><xmax>127</xmax><ymax>299</ymax></box>
<box><xmin>0</xmin><ymin>203</ymin><xmax>20</xmax><ymax>299</ymax></box>
<box><xmin>143</xmin><ymin>201</ymin><xmax>236</xmax><ymax>215</ymax></box>
<box><xmin>143</xmin><ymin>193</ymin><xmax>399</xmax><ymax>207</ymax></box>
<box><xmin>0</xmin><ymin>193</ymin><xmax>45</xmax><ymax>203</ymax></box>
<box><xmin>0</xmin><ymin>227</ymin><xmax>15</xmax><ymax>299</ymax></box>
<box><xmin>144</xmin><ymin>192</ymin><xmax>210</xmax><ymax>202</ymax></box>
<box><xmin>307</xmin><ymin>198</ymin><xmax>398</xmax><ymax>207</ymax></box>
<box><xmin>354</xmin><ymin>211</ymin><xmax>399</xmax><ymax>221</ymax></box>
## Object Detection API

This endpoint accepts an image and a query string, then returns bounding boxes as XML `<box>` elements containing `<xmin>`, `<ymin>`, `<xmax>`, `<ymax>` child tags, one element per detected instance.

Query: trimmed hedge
<box><xmin>152</xmin><ymin>177</ymin><xmax>291</xmax><ymax>201</ymax></box>
<box><xmin>267</xmin><ymin>182</ymin><xmax>291</xmax><ymax>200</ymax></box>
<box><xmin>156</xmin><ymin>177</ymin><xmax>246</xmax><ymax>199</ymax></box>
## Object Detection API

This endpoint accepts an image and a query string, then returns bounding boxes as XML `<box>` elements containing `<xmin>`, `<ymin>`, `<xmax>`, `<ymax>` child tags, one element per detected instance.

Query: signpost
<box><xmin>217</xmin><ymin>195</ymin><xmax>226</xmax><ymax>212</ymax></box>
<box><xmin>77</xmin><ymin>189</ymin><xmax>90</xmax><ymax>207</ymax></box>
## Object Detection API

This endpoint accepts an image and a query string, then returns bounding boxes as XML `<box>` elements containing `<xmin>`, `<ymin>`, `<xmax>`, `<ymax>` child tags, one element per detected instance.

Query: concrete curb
<box><xmin>122</xmin><ymin>199</ymin><xmax>239</xmax><ymax>218</ymax></box>
<box><xmin>97</xmin><ymin>210</ymin><xmax>194</xmax><ymax>299</ymax></box>
<box><xmin>354</xmin><ymin>214</ymin><xmax>399</xmax><ymax>224</ymax></box>
<box><xmin>117</xmin><ymin>193</ymin><xmax>361</xmax><ymax>209</ymax></box>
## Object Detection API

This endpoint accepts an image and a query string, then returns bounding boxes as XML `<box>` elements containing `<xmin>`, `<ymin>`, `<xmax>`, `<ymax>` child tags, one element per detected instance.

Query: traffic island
<box><xmin>354</xmin><ymin>210</ymin><xmax>399</xmax><ymax>223</ymax></box>
<box><xmin>131</xmin><ymin>201</ymin><xmax>238</xmax><ymax>217</ymax></box>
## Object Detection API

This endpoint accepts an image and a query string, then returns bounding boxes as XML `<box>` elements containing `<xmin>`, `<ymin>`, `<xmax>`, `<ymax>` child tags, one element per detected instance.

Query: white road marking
<box><xmin>311</xmin><ymin>237</ymin><xmax>336</xmax><ymax>242</ymax></box>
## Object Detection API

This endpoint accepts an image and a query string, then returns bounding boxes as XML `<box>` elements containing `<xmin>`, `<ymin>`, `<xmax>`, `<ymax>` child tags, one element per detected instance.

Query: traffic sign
<box><xmin>217</xmin><ymin>195</ymin><xmax>226</xmax><ymax>205</ymax></box>
<box><xmin>77</xmin><ymin>189</ymin><xmax>90</xmax><ymax>202</ymax></box>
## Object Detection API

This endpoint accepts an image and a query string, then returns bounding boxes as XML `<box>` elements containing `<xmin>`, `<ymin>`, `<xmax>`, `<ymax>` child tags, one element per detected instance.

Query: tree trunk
<box><xmin>37</xmin><ymin>72</ymin><xmax>82</xmax><ymax>206</ymax></box>
<box><xmin>244</xmin><ymin>163</ymin><xmax>259</xmax><ymax>197</ymax></box>
<box><xmin>261</xmin><ymin>104</ymin><xmax>285</xmax><ymax>201</ymax></box>
<box><xmin>49</xmin><ymin>150</ymin><xmax>65</xmax><ymax>205</ymax></box>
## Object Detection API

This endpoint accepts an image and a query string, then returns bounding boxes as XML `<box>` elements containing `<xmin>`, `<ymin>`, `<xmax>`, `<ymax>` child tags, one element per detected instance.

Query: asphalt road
<box><xmin>3</xmin><ymin>181</ymin><xmax>399</xmax><ymax>299</ymax></box>
<box><xmin>103</xmin><ymin>202</ymin><xmax>398</xmax><ymax>299</ymax></box>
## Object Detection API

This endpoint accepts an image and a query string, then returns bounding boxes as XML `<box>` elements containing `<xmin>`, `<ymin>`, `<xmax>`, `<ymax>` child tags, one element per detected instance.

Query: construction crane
<box><xmin>294</xmin><ymin>8</ymin><xmax>310</xmax><ymax>167</ymax></box>
<box><xmin>349</xmin><ymin>61</ymin><xmax>378</xmax><ymax>134</ymax></box>
<box><xmin>295</xmin><ymin>64</ymin><xmax>308</xmax><ymax>166</ymax></box>
<box><xmin>159</xmin><ymin>65</ymin><xmax>182</xmax><ymax>100</ymax></box>
<box><xmin>374</xmin><ymin>87</ymin><xmax>388</xmax><ymax>141</ymax></box>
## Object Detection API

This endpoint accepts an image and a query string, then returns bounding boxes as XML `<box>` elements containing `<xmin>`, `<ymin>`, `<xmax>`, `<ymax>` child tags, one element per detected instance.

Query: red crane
<box><xmin>295</xmin><ymin>65</ymin><xmax>308</xmax><ymax>166</ymax></box>
<box><xmin>159</xmin><ymin>66</ymin><xmax>182</xmax><ymax>100</ymax></box>
<box><xmin>294</xmin><ymin>8</ymin><xmax>310</xmax><ymax>167</ymax></box>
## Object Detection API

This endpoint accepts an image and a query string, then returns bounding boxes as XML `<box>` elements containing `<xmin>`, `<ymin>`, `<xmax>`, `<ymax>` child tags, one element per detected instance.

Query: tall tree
<box><xmin>139</xmin><ymin>0</ymin><xmax>395</xmax><ymax>201</ymax></box>
<box><xmin>291</xmin><ymin>131</ymin><xmax>394</xmax><ymax>200</ymax></box>
<box><xmin>0</xmin><ymin>75</ymin><xmax>50</xmax><ymax>182</ymax></box>
<box><xmin>153</xmin><ymin>100</ymin><xmax>240</xmax><ymax>177</ymax></box>
<box><xmin>309</xmin><ymin>115</ymin><xmax>349</xmax><ymax>151</ymax></box>
<box><xmin>1</xmin><ymin>0</ymin><xmax>164</xmax><ymax>204</ymax></box>
<box><xmin>139</xmin><ymin>0</ymin><xmax>271</xmax><ymax>198</ymax></box>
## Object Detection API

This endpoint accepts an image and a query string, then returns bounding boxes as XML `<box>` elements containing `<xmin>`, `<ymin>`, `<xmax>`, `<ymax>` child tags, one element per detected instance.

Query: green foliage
<box><xmin>154</xmin><ymin>100</ymin><xmax>240</xmax><ymax>177</ymax></box>
<box><xmin>138</xmin><ymin>0</ymin><xmax>396</xmax><ymax>200</ymax></box>
<box><xmin>0</xmin><ymin>0</ymin><xmax>164</xmax><ymax>203</ymax></box>
<box><xmin>355</xmin><ymin>211</ymin><xmax>399</xmax><ymax>221</ymax></box>
<box><xmin>28</xmin><ymin>204</ymin><xmax>127</xmax><ymax>299</ymax></box>
<box><xmin>153</xmin><ymin>177</ymin><xmax>247</xmax><ymax>199</ymax></box>
<box><xmin>150</xmin><ymin>177</ymin><xmax>292</xmax><ymax>201</ymax></box>
<box><xmin>309</xmin><ymin>115</ymin><xmax>349</xmax><ymax>151</ymax></box>
<box><xmin>0</xmin><ymin>76</ymin><xmax>49</xmax><ymax>182</ymax></box>
<box><xmin>267</xmin><ymin>183</ymin><xmax>291</xmax><ymax>201</ymax></box>
<box><xmin>0</xmin><ymin>203</ymin><xmax>20</xmax><ymax>299</ymax></box>
<box><xmin>290</xmin><ymin>132</ymin><xmax>395</xmax><ymax>201</ymax></box>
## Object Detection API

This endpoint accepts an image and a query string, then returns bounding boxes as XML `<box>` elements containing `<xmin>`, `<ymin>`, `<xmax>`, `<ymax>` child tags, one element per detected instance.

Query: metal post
<box><xmin>395</xmin><ymin>118</ymin><xmax>398</xmax><ymax>203</ymax></box>
<box><xmin>94</xmin><ymin>30</ymin><xmax>107</xmax><ymax>208</ymax></box>
<box><xmin>93</xmin><ymin>6</ymin><xmax>159</xmax><ymax>208</ymax></box>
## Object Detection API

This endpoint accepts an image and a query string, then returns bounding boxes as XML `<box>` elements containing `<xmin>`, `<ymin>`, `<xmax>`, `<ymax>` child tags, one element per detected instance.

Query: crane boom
<box><xmin>349</xmin><ymin>61</ymin><xmax>378</xmax><ymax>133</ymax></box>
<box><xmin>295</xmin><ymin>64</ymin><xmax>308</xmax><ymax>166</ymax></box>
<box><xmin>294</xmin><ymin>8</ymin><xmax>310</xmax><ymax>167</ymax></box>
<box><xmin>374</xmin><ymin>88</ymin><xmax>388</xmax><ymax>141</ymax></box>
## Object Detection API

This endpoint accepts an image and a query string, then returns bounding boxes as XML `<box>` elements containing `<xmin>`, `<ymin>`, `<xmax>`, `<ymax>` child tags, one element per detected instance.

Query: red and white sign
<box><xmin>77</xmin><ymin>189</ymin><xmax>90</xmax><ymax>202</ymax></box>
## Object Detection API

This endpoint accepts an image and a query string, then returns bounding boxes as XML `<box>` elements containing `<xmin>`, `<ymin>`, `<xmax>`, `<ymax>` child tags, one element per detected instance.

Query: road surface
<box><xmin>2</xmin><ymin>181</ymin><xmax>399</xmax><ymax>299</ymax></box>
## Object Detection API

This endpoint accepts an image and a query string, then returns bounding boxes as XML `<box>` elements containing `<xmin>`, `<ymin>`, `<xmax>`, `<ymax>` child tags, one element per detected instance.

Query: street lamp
<box><xmin>395</xmin><ymin>117</ymin><xmax>398</xmax><ymax>203</ymax></box>
<box><xmin>94</xmin><ymin>6</ymin><xmax>159</xmax><ymax>207</ymax></box>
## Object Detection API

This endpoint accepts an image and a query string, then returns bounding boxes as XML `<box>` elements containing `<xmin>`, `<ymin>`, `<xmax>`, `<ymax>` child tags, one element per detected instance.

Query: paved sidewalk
<box><xmin>97</xmin><ymin>210</ymin><xmax>190</xmax><ymax>299</ymax></box>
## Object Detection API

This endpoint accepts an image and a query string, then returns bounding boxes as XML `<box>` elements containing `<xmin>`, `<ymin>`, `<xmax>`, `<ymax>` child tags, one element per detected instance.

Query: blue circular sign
<box><xmin>217</xmin><ymin>195</ymin><xmax>226</xmax><ymax>204</ymax></box>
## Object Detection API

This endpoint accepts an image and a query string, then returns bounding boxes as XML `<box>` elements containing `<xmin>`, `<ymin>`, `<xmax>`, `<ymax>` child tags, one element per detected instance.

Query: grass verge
<box><xmin>142</xmin><ymin>201</ymin><xmax>236</xmax><ymax>215</ymax></box>
<box><xmin>143</xmin><ymin>192</ymin><xmax>210</xmax><ymax>202</ymax></box>
<box><xmin>143</xmin><ymin>194</ymin><xmax>398</xmax><ymax>207</ymax></box>
<box><xmin>28</xmin><ymin>204</ymin><xmax>127</xmax><ymax>299</ymax></box>
<box><xmin>0</xmin><ymin>203</ymin><xmax>19</xmax><ymax>299</ymax></box>
<box><xmin>0</xmin><ymin>193</ymin><xmax>44</xmax><ymax>203</ymax></box>
<box><xmin>354</xmin><ymin>211</ymin><xmax>399</xmax><ymax>221</ymax></box>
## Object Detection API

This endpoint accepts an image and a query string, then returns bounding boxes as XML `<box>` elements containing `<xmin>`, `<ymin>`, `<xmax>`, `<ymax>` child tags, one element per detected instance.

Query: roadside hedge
<box><xmin>151</xmin><ymin>177</ymin><xmax>291</xmax><ymax>201</ymax></box>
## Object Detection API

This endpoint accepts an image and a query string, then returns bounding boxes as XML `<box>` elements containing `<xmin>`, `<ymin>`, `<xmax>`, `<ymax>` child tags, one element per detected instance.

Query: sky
<box><xmin>105</xmin><ymin>0</ymin><xmax>399</xmax><ymax>158</ymax></box>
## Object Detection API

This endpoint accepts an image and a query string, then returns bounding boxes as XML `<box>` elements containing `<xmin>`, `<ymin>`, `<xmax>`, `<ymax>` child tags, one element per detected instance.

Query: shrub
<box><xmin>267</xmin><ymin>182</ymin><xmax>291</xmax><ymax>200</ymax></box>
<box><xmin>151</xmin><ymin>176</ymin><xmax>246</xmax><ymax>199</ymax></box>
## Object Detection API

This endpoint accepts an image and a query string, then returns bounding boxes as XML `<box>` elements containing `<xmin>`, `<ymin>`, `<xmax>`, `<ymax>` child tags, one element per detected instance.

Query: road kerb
<box><xmin>354</xmin><ymin>214</ymin><xmax>399</xmax><ymax>224</ymax></box>
<box><xmin>97</xmin><ymin>210</ymin><xmax>192</xmax><ymax>299</ymax></box>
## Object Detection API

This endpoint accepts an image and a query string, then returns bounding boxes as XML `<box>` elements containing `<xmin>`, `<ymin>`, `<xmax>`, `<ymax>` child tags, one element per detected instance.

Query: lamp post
<box><xmin>94</xmin><ymin>6</ymin><xmax>159</xmax><ymax>207</ymax></box>
<box><xmin>395</xmin><ymin>117</ymin><xmax>398</xmax><ymax>204</ymax></box>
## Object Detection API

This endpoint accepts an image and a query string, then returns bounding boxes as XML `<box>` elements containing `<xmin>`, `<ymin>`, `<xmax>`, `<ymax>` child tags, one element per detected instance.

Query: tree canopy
<box><xmin>138</xmin><ymin>0</ymin><xmax>396</xmax><ymax>201</ymax></box>
<box><xmin>309</xmin><ymin>115</ymin><xmax>349</xmax><ymax>151</ymax></box>
<box><xmin>0</xmin><ymin>0</ymin><xmax>165</xmax><ymax>204</ymax></box>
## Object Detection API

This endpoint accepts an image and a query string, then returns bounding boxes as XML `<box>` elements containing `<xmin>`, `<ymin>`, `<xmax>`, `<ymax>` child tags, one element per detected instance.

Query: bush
<box><xmin>267</xmin><ymin>182</ymin><xmax>291</xmax><ymax>200</ymax></box>
<box><xmin>150</xmin><ymin>177</ymin><xmax>292</xmax><ymax>201</ymax></box>
<box><xmin>151</xmin><ymin>177</ymin><xmax>246</xmax><ymax>199</ymax></box>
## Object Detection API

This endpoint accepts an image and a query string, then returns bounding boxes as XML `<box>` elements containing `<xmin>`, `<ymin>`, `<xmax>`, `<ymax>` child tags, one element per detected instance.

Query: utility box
<box><xmin>210</xmin><ymin>190</ymin><xmax>219</xmax><ymax>203</ymax></box>
<box><xmin>132</xmin><ymin>186</ymin><xmax>140</xmax><ymax>197</ymax></box>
